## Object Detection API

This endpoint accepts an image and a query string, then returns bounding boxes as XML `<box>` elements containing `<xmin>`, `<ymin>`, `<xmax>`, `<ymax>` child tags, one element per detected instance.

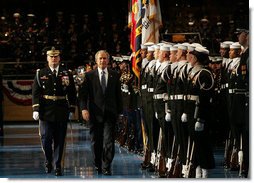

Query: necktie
<box><xmin>53</xmin><ymin>69</ymin><xmax>57</xmax><ymax>78</ymax></box>
<box><xmin>101</xmin><ymin>71</ymin><xmax>106</xmax><ymax>93</ymax></box>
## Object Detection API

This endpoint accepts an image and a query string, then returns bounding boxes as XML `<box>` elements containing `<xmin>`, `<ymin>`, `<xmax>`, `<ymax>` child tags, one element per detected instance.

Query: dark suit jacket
<box><xmin>79</xmin><ymin>68</ymin><xmax>123</xmax><ymax>123</ymax></box>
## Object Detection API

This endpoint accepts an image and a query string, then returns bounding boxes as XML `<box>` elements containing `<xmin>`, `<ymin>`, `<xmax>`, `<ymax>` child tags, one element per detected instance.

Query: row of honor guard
<box><xmin>133</xmin><ymin>29</ymin><xmax>248</xmax><ymax>178</ymax></box>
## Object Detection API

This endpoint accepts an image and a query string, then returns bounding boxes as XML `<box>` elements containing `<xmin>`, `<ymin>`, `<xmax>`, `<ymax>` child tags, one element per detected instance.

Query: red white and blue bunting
<box><xmin>2</xmin><ymin>80</ymin><xmax>33</xmax><ymax>106</ymax></box>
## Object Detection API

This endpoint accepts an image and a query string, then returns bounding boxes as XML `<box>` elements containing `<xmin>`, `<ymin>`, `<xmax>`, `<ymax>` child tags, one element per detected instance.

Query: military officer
<box><xmin>32</xmin><ymin>46</ymin><xmax>77</xmax><ymax>176</ymax></box>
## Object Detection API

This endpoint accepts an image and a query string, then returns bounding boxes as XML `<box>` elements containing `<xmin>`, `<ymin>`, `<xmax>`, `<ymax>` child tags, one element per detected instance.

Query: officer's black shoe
<box><xmin>148</xmin><ymin>164</ymin><xmax>155</xmax><ymax>172</ymax></box>
<box><xmin>55</xmin><ymin>168</ymin><xmax>62</xmax><ymax>176</ymax></box>
<box><xmin>102</xmin><ymin>169</ymin><xmax>112</xmax><ymax>176</ymax></box>
<box><xmin>140</xmin><ymin>162</ymin><xmax>148</xmax><ymax>170</ymax></box>
<box><xmin>95</xmin><ymin>166</ymin><xmax>102</xmax><ymax>174</ymax></box>
<box><xmin>45</xmin><ymin>163</ymin><xmax>52</xmax><ymax>173</ymax></box>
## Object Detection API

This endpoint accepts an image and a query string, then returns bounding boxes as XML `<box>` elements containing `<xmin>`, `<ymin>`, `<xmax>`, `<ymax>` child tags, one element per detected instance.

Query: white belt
<box><xmin>186</xmin><ymin>95</ymin><xmax>199</xmax><ymax>101</ymax></box>
<box><xmin>229</xmin><ymin>88</ymin><xmax>248</xmax><ymax>95</ymax></box>
<box><xmin>169</xmin><ymin>94</ymin><xmax>184</xmax><ymax>100</ymax></box>
<box><xmin>221</xmin><ymin>85</ymin><xmax>225</xmax><ymax>89</ymax></box>
<box><xmin>148</xmin><ymin>88</ymin><xmax>154</xmax><ymax>92</ymax></box>
<box><xmin>121</xmin><ymin>89</ymin><xmax>129</xmax><ymax>93</ymax></box>
<box><xmin>153</xmin><ymin>93</ymin><xmax>166</xmax><ymax>100</ymax></box>
<box><xmin>228</xmin><ymin>89</ymin><xmax>234</xmax><ymax>94</ymax></box>
<box><xmin>163</xmin><ymin>94</ymin><xmax>169</xmax><ymax>101</ymax></box>
<box><xmin>141</xmin><ymin>84</ymin><xmax>147</xmax><ymax>90</ymax></box>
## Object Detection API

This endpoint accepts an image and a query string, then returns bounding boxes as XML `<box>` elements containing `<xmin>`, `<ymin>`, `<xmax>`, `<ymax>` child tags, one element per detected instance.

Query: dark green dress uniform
<box><xmin>185</xmin><ymin>65</ymin><xmax>215</xmax><ymax>170</ymax></box>
<box><xmin>32</xmin><ymin>66</ymin><xmax>76</xmax><ymax>172</ymax></box>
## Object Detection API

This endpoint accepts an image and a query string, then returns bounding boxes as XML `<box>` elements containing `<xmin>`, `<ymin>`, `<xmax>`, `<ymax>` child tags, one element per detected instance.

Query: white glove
<box><xmin>33</xmin><ymin>111</ymin><xmax>39</xmax><ymax>120</ymax></box>
<box><xmin>166</xmin><ymin>158</ymin><xmax>173</xmax><ymax>170</ymax></box>
<box><xmin>165</xmin><ymin>112</ymin><xmax>171</xmax><ymax>122</ymax></box>
<box><xmin>69</xmin><ymin>112</ymin><xmax>75</xmax><ymax>120</ymax></box>
<box><xmin>238</xmin><ymin>150</ymin><xmax>243</xmax><ymax>163</ymax></box>
<box><xmin>195</xmin><ymin>121</ymin><xmax>204</xmax><ymax>131</ymax></box>
<box><xmin>182</xmin><ymin>165</ymin><xmax>188</xmax><ymax>178</ymax></box>
<box><xmin>150</xmin><ymin>152</ymin><xmax>156</xmax><ymax>165</ymax></box>
<box><xmin>155</xmin><ymin>112</ymin><xmax>158</xmax><ymax>119</ymax></box>
<box><xmin>181</xmin><ymin>113</ymin><xmax>188</xmax><ymax>123</ymax></box>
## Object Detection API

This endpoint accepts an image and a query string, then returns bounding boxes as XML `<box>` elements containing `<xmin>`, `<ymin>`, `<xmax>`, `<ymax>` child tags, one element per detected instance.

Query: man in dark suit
<box><xmin>79</xmin><ymin>50</ymin><xmax>123</xmax><ymax>175</ymax></box>
<box><xmin>32</xmin><ymin>46</ymin><xmax>76</xmax><ymax>176</ymax></box>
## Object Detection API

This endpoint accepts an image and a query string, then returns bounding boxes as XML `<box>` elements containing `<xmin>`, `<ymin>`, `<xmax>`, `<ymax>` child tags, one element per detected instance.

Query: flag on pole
<box><xmin>141</xmin><ymin>0</ymin><xmax>162</xmax><ymax>44</ymax></box>
<box><xmin>128</xmin><ymin>0</ymin><xmax>142</xmax><ymax>80</ymax></box>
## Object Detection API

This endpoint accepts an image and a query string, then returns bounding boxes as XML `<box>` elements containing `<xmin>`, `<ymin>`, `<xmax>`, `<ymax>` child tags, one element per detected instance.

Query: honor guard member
<box><xmin>220</xmin><ymin>41</ymin><xmax>234</xmax><ymax>100</ymax></box>
<box><xmin>119</xmin><ymin>57</ymin><xmax>135</xmax><ymax>150</ymax></box>
<box><xmin>168</xmin><ymin>44</ymin><xmax>191</xmax><ymax>177</ymax></box>
<box><xmin>230</xmin><ymin>28</ymin><xmax>249</xmax><ymax>177</ymax></box>
<box><xmin>223</xmin><ymin>43</ymin><xmax>242</xmax><ymax>171</ymax></box>
<box><xmin>208</xmin><ymin>56</ymin><xmax>228</xmax><ymax>146</ymax></box>
<box><xmin>140</xmin><ymin>45</ymin><xmax>156</xmax><ymax>169</ymax></box>
<box><xmin>153</xmin><ymin>44</ymin><xmax>172</xmax><ymax>177</ymax></box>
<box><xmin>218</xmin><ymin>41</ymin><xmax>234</xmax><ymax>168</ymax></box>
<box><xmin>32</xmin><ymin>46</ymin><xmax>77</xmax><ymax>176</ymax></box>
<box><xmin>227</xmin><ymin>42</ymin><xmax>241</xmax><ymax>138</ymax></box>
<box><xmin>185</xmin><ymin>47</ymin><xmax>215</xmax><ymax>178</ymax></box>
<box><xmin>138</xmin><ymin>43</ymin><xmax>148</xmax><ymax>147</ymax></box>
<box><xmin>143</xmin><ymin>44</ymin><xmax>160</xmax><ymax>171</ymax></box>
<box><xmin>161</xmin><ymin>44</ymin><xmax>179</xmax><ymax>176</ymax></box>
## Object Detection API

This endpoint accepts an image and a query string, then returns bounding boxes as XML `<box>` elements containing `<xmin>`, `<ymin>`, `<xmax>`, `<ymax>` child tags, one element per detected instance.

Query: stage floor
<box><xmin>0</xmin><ymin>122</ymin><xmax>242</xmax><ymax>179</ymax></box>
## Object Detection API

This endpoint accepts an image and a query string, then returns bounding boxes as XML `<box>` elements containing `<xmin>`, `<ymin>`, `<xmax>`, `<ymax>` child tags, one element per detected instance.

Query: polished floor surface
<box><xmin>0</xmin><ymin>122</ymin><xmax>244</xmax><ymax>179</ymax></box>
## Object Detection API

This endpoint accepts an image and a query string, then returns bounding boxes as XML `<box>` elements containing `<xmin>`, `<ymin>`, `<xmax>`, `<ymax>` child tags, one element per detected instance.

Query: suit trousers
<box><xmin>89</xmin><ymin>117</ymin><xmax>116</xmax><ymax>170</ymax></box>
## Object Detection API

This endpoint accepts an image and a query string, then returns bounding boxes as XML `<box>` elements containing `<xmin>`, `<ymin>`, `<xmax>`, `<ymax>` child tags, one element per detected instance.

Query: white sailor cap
<box><xmin>160</xmin><ymin>44</ymin><xmax>171</xmax><ymax>51</ymax></box>
<box><xmin>177</xmin><ymin>44</ymin><xmax>188</xmax><ymax>50</ymax></box>
<box><xmin>170</xmin><ymin>45</ymin><xmax>178</xmax><ymax>51</ymax></box>
<box><xmin>144</xmin><ymin>42</ymin><xmax>154</xmax><ymax>46</ymax></box>
<box><xmin>210</xmin><ymin>56</ymin><xmax>223</xmax><ymax>63</ymax></box>
<box><xmin>13</xmin><ymin>12</ymin><xmax>21</xmax><ymax>18</ymax></box>
<box><xmin>140</xmin><ymin>44</ymin><xmax>148</xmax><ymax>49</ymax></box>
<box><xmin>153</xmin><ymin>45</ymin><xmax>160</xmax><ymax>50</ymax></box>
<box><xmin>191</xmin><ymin>43</ymin><xmax>204</xmax><ymax>48</ymax></box>
<box><xmin>230</xmin><ymin>42</ymin><xmax>241</xmax><ymax>49</ymax></box>
<box><xmin>187</xmin><ymin>45</ymin><xmax>195</xmax><ymax>52</ymax></box>
<box><xmin>194</xmin><ymin>46</ymin><xmax>209</xmax><ymax>55</ymax></box>
<box><xmin>200</xmin><ymin>18</ymin><xmax>209</xmax><ymax>22</ymax></box>
<box><xmin>148</xmin><ymin>46</ymin><xmax>155</xmax><ymax>52</ymax></box>
<box><xmin>181</xmin><ymin>42</ymin><xmax>191</xmax><ymax>47</ymax></box>
<box><xmin>220</xmin><ymin>41</ymin><xmax>233</xmax><ymax>48</ymax></box>
<box><xmin>157</xmin><ymin>43</ymin><xmax>164</xmax><ymax>46</ymax></box>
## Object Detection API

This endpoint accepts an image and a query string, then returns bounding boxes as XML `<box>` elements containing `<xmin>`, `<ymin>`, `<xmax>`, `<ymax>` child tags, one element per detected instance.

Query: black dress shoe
<box><xmin>55</xmin><ymin>168</ymin><xmax>63</xmax><ymax>176</ymax></box>
<box><xmin>102</xmin><ymin>169</ymin><xmax>112</xmax><ymax>175</ymax></box>
<box><xmin>45</xmin><ymin>163</ymin><xmax>52</xmax><ymax>173</ymax></box>
<box><xmin>140</xmin><ymin>162</ymin><xmax>149</xmax><ymax>170</ymax></box>
<box><xmin>95</xmin><ymin>166</ymin><xmax>102</xmax><ymax>173</ymax></box>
